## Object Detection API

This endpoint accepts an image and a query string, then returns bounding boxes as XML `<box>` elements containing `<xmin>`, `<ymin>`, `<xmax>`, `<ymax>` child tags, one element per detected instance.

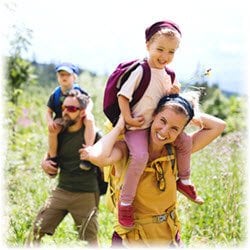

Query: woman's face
<box><xmin>150</xmin><ymin>107</ymin><xmax>187</xmax><ymax>147</ymax></box>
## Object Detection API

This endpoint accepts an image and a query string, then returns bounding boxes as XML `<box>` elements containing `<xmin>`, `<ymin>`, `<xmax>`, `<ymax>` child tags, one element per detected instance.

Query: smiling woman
<box><xmin>79</xmin><ymin>91</ymin><xmax>226</xmax><ymax>247</ymax></box>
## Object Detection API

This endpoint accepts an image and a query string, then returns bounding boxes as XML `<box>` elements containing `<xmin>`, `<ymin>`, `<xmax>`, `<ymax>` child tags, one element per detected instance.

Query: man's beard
<box><xmin>62</xmin><ymin>115</ymin><xmax>78</xmax><ymax>127</ymax></box>
<box><xmin>55</xmin><ymin>115</ymin><xmax>79</xmax><ymax>132</ymax></box>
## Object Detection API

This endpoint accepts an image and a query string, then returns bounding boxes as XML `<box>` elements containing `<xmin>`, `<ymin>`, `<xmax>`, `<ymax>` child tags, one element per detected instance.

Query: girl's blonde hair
<box><xmin>148</xmin><ymin>27</ymin><xmax>181</xmax><ymax>44</ymax></box>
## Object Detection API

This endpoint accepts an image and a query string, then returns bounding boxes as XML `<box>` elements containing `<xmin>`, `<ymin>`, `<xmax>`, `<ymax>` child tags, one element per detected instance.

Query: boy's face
<box><xmin>57</xmin><ymin>70</ymin><xmax>76</xmax><ymax>89</ymax></box>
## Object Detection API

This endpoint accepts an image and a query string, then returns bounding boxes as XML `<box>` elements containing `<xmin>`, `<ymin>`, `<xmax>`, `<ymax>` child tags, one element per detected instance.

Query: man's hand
<box><xmin>41</xmin><ymin>158</ymin><xmax>58</xmax><ymax>177</ymax></box>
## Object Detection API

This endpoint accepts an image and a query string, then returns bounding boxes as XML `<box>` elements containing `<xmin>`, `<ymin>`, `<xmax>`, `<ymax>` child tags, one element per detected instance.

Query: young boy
<box><xmin>46</xmin><ymin>62</ymin><xmax>96</xmax><ymax>174</ymax></box>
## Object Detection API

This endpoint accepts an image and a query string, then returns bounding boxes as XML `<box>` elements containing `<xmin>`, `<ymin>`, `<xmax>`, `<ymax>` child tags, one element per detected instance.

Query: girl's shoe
<box><xmin>177</xmin><ymin>179</ymin><xmax>204</xmax><ymax>204</ymax></box>
<box><xmin>118</xmin><ymin>202</ymin><xmax>134</xmax><ymax>228</ymax></box>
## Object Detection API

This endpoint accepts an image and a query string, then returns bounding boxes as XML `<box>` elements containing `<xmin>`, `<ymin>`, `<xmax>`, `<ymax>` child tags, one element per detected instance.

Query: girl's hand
<box><xmin>126</xmin><ymin>115</ymin><xmax>145</xmax><ymax>127</ymax></box>
<box><xmin>168</xmin><ymin>82</ymin><xmax>181</xmax><ymax>94</ymax></box>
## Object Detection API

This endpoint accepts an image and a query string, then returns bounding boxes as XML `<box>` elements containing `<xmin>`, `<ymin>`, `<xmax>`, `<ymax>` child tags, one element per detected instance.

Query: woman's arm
<box><xmin>191</xmin><ymin>113</ymin><xmax>226</xmax><ymax>153</ymax></box>
<box><xmin>79</xmin><ymin>116</ymin><xmax>126</xmax><ymax>167</ymax></box>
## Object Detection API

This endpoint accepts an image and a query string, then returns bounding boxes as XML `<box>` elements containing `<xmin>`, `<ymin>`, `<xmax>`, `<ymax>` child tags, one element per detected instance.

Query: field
<box><xmin>3</xmin><ymin>84</ymin><xmax>247</xmax><ymax>248</ymax></box>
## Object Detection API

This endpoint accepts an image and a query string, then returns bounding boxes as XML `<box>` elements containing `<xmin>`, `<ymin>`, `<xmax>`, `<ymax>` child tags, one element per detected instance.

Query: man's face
<box><xmin>62</xmin><ymin>96</ymin><xmax>84</xmax><ymax>125</ymax></box>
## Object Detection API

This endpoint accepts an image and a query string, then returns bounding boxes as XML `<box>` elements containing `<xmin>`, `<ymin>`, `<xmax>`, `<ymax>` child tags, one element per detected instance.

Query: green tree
<box><xmin>6</xmin><ymin>25</ymin><xmax>37</xmax><ymax>105</ymax></box>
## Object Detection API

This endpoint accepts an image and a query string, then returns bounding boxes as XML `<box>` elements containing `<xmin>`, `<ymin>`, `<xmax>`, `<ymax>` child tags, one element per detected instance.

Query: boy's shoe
<box><xmin>79</xmin><ymin>160</ymin><xmax>93</xmax><ymax>171</ymax></box>
<box><xmin>118</xmin><ymin>202</ymin><xmax>134</xmax><ymax>228</ymax></box>
<box><xmin>176</xmin><ymin>179</ymin><xmax>204</xmax><ymax>205</ymax></box>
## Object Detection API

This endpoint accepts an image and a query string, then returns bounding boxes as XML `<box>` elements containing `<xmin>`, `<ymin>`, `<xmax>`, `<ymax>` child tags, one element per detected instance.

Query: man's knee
<box><xmin>78</xmin><ymin>214</ymin><xmax>98</xmax><ymax>244</ymax></box>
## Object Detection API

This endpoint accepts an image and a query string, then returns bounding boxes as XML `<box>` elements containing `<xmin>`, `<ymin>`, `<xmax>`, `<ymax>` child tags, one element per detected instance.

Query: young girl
<box><xmin>116</xmin><ymin>20</ymin><xmax>203</xmax><ymax>228</ymax></box>
<box><xmin>46</xmin><ymin>62</ymin><xmax>96</xmax><ymax>174</ymax></box>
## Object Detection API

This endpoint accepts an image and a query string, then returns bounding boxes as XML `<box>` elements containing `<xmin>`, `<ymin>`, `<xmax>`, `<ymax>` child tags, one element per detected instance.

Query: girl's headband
<box><xmin>145</xmin><ymin>20</ymin><xmax>182</xmax><ymax>42</ymax></box>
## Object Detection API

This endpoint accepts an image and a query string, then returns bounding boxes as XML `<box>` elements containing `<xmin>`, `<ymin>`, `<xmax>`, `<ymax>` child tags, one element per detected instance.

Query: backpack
<box><xmin>53</xmin><ymin>83</ymin><xmax>88</xmax><ymax>115</ymax></box>
<box><xmin>103</xmin><ymin>59</ymin><xmax>176</xmax><ymax>126</ymax></box>
<box><xmin>105</xmin><ymin>143</ymin><xmax>176</xmax><ymax>212</ymax></box>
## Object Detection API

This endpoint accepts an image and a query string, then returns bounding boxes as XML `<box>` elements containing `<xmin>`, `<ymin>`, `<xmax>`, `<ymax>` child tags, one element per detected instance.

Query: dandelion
<box><xmin>182</xmin><ymin>67</ymin><xmax>212</xmax><ymax>91</ymax></box>
<box><xmin>204</xmin><ymin>68</ymin><xmax>212</xmax><ymax>77</ymax></box>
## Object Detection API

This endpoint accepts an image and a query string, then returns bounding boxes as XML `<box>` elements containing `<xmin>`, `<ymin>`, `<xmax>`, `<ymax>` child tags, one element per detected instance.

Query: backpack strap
<box><xmin>165</xmin><ymin>67</ymin><xmax>176</xmax><ymax>84</ymax></box>
<box><xmin>129</xmin><ymin>60</ymin><xmax>175</xmax><ymax>108</ymax></box>
<box><xmin>165</xmin><ymin>144</ymin><xmax>175</xmax><ymax>173</ymax></box>
<box><xmin>53</xmin><ymin>86</ymin><xmax>62</xmax><ymax>115</ymax></box>
<box><xmin>130</xmin><ymin>59</ymin><xmax>151</xmax><ymax>107</ymax></box>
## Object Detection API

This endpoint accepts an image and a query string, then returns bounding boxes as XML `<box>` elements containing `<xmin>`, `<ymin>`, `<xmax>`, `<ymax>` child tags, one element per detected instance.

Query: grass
<box><xmin>3</xmin><ymin>85</ymin><xmax>247</xmax><ymax>248</ymax></box>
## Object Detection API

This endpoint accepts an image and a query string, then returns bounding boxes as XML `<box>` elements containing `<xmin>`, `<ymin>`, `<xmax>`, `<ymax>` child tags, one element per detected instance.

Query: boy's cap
<box><xmin>55</xmin><ymin>62</ymin><xmax>79</xmax><ymax>74</ymax></box>
<box><xmin>145</xmin><ymin>20</ymin><xmax>182</xmax><ymax>42</ymax></box>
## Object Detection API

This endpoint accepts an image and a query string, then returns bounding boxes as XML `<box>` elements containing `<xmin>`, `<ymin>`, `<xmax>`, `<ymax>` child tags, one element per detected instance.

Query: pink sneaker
<box><xmin>177</xmin><ymin>179</ymin><xmax>204</xmax><ymax>205</ymax></box>
<box><xmin>118</xmin><ymin>202</ymin><xmax>134</xmax><ymax>228</ymax></box>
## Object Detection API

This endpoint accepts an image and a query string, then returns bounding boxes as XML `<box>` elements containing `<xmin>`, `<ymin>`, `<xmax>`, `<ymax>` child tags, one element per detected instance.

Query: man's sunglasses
<box><xmin>62</xmin><ymin>105</ymin><xmax>81</xmax><ymax>113</ymax></box>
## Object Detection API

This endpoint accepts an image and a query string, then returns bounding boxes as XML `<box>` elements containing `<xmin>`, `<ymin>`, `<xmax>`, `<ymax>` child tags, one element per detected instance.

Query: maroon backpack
<box><xmin>103</xmin><ymin>59</ymin><xmax>175</xmax><ymax>126</ymax></box>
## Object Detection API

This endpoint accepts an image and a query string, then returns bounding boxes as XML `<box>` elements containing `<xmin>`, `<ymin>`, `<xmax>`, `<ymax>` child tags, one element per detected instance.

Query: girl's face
<box><xmin>57</xmin><ymin>70</ymin><xmax>76</xmax><ymax>89</ymax></box>
<box><xmin>146</xmin><ymin>35</ymin><xmax>180</xmax><ymax>69</ymax></box>
<box><xmin>150</xmin><ymin>107</ymin><xmax>187</xmax><ymax>148</ymax></box>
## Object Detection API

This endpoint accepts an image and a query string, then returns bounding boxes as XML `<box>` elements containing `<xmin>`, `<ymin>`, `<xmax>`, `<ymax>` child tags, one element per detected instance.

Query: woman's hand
<box><xmin>79</xmin><ymin>144</ymin><xmax>91</xmax><ymax>161</ymax></box>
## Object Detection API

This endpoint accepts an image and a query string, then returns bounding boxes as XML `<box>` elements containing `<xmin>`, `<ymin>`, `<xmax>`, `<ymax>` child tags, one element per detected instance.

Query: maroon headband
<box><xmin>145</xmin><ymin>20</ymin><xmax>182</xmax><ymax>41</ymax></box>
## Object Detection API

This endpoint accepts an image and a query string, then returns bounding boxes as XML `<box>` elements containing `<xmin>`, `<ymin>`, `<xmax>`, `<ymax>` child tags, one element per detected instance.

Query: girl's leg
<box><xmin>118</xmin><ymin>129</ymin><xmax>149</xmax><ymax>228</ymax></box>
<box><xmin>173</xmin><ymin>132</ymin><xmax>192</xmax><ymax>180</ymax></box>
<box><xmin>121</xmin><ymin>129</ymin><xmax>149</xmax><ymax>204</ymax></box>
<box><xmin>174</xmin><ymin>132</ymin><xmax>204</xmax><ymax>204</ymax></box>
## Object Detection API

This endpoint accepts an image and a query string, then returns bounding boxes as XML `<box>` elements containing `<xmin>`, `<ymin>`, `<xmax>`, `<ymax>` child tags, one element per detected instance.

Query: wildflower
<box><xmin>204</xmin><ymin>68</ymin><xmax>212</xmax><ymax>76</ymax></box>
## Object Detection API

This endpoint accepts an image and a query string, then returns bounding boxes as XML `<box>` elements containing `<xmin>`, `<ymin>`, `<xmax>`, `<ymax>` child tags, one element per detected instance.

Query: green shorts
<box><xmin>33</xmin><ymin>187</ymin><xmax>99</xmax><ymax>243</ymax></box>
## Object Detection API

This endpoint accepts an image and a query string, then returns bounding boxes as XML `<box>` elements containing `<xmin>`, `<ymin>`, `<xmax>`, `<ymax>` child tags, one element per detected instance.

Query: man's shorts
<box><xmin>33</xmin><ymin>187</ymin><xmax>99</xmax><ymax>243</ymax></box>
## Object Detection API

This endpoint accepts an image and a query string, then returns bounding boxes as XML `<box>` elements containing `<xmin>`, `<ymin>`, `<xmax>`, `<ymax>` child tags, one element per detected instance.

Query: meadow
<box><xmin>4</xmin><ymin>80</ymin><xmax>247</xmax><ymax>248</ymax></box>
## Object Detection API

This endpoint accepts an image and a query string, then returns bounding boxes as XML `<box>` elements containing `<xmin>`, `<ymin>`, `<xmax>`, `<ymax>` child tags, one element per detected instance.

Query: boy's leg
<box><xmin>48</xmin><ymin>118</ymin><xmax>71</xmax><ymax>162</ymax></box>
<box><xmin>174</xmin><ymin>132</ymin><xmax>204</xmax><ymax>204</ymax></box>
<box><xmin>83</xmin><ymin>113</ymin><xmax>96</xmax><ymax>146</ymax></box>
<box><xmin>80</xmin><ymin>114</ymin><xmax>96</xmax><ymax>170</ymax></box>
<box><xmin>48</xmin><ymin>132</ymin><xmax>58</xmax><ymax>158</ymax></box>
<box><xmin>118</xmin><ymin>129</ymin><xmax>149</xmax><ymax>228</ymax></box>
<box><xmin>48</xmin><ymin>118</ymin><xmax>66</xmax><ymax>158</ymax></box>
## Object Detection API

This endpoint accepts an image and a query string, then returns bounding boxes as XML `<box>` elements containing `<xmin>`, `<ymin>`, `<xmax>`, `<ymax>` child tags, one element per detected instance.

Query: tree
<box><xmin>6</xmin><ymin>24</ymin><xmax>37</xmax><ymax>105</ymax></box>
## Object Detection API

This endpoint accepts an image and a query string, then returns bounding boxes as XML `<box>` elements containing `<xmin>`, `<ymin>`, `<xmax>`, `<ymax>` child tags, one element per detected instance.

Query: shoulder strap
<box><xmin>53</xmin><ymin>86</ymin><xmax>62</xmax><ymax>114</ymax></box>
<box><xmin>165</xmin><ymin>144</ymin><xmax>175</xmax><ymax>172</ymax></box>
<box><xmin>165</xmin><ymin>67</ymin><xmax>176</xmax><ymax>84</ymax></box>
<box><xmin>130</xmin><ymin>59</ymin><xmax>151</xmax><ymax>107</ymax></box>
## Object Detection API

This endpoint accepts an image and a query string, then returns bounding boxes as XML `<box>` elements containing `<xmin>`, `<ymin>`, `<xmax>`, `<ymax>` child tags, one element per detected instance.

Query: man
<box><xmin>31</xmin><ymin>89</ymin><xmax>100</xmax><ymax>246</ymax></box>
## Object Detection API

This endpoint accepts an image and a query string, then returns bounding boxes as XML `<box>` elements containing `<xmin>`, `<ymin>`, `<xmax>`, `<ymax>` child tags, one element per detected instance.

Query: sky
<box><xmin>1</xmin><ymin>0</ymin><xmax>249</xmax><ymax>94</ymax></box>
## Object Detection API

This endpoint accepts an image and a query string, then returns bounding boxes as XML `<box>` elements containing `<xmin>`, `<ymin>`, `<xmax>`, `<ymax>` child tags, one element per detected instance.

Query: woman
<box><xmin>80</xmin><ymin>93</ymin><xmax>226</xmax><ymax>247</ymax></box>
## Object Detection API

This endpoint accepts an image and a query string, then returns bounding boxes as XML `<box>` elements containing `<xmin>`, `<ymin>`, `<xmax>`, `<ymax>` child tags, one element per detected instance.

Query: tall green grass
<box><xmin>4</xmin><ymin>85</ymin><xmax>247</xmax><ymax>248</ymax></box>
